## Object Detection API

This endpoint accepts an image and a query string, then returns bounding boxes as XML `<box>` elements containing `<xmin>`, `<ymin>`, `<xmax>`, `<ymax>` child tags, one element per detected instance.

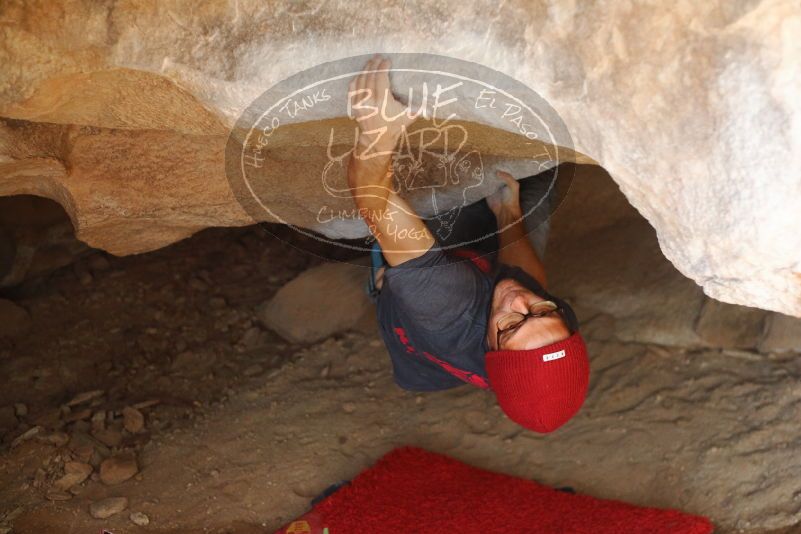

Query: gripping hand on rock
<box><xmin>348</xmin><ymin>54</ymin><xmax>417</xmax><ymax>159</ymax></box>
<box><xmin>487</xmin><ymin>170</ymin><xmax>522</xmax><ymax>220</ymax></box>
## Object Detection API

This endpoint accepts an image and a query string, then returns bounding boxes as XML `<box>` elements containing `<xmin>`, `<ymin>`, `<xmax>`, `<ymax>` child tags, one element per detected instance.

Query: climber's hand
<box><xmin>348</xmin><ymin>54</ymin><xmax>416</xmax><ymax>159</ymax></box>
<box><xmin>488</xmin><ymin>170</ymin><xmax>547</xmax><ymax>287</ymax></box>
<box><xmin>345</xmin><ymin>54</ymin><xmax>434</xmax><ymax>267</ymax></box>
<box><xmin>486</xmin><ymin>170</ymin><xmax>522</xmax><ymax>219</ymax></box>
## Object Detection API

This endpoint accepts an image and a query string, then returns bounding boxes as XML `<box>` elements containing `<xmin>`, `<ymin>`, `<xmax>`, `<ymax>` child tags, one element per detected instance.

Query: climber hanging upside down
<box><xmin>346</xmin><ymin>54</ymin><xmax>590</xmax><ymax>433</ymax></box>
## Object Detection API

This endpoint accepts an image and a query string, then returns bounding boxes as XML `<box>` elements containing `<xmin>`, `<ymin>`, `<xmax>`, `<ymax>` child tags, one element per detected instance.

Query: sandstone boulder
<box><xmin>258</xmin><ymin>259</ymin><xmax>373</xmax><ymax>344</ymax></box>
<box><xmin>0</xmin><ymin>0</ymin><xmax>798</xmax><ymax>316</ymax></box>
<box><xmin>696</xmin><ymin>299</ymin><xmax>767</xmax><ymax>350</ymax></box>
<box><xmin>547</xmin><ymin>166</ymin><xmax>707</xmax><ymax>348</ymax></box>
<box><xmin>759</xmin><ymin>313</ymin><xmax>801</xmax><ymax>353</ymax></box>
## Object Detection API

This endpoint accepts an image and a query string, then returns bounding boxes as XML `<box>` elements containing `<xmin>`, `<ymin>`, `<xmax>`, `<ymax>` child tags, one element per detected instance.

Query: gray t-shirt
<box><xmin>375</xmin><ymin>245</ymin><xmax>548</xmax><ymax>391</ymax></box>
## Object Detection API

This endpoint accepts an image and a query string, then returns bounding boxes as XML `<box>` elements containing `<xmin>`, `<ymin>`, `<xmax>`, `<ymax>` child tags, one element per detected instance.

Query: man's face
<box><xmin>486</xmin><ymin>278</ymin><xmax>571</xmax><ymax>351</ymax></box>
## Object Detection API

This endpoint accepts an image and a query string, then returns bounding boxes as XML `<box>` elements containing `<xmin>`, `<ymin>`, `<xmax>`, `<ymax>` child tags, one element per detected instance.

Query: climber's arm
<box><xmin>489</xmin><ymin>170</ymin><xmax>549</xmax><ymax>289</ymax></box>
<box><xmin>345</xmin><ymin>54</ymin><xmax>433</xmax><ymax>266</ymax></box>
<box><xmin>347</xmin><ymin>152</ymin><xmax>435</xmax><ymax>267</ymax></box>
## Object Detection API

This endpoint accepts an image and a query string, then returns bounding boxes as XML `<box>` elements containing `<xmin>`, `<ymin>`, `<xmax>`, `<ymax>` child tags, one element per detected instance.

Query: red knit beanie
<box><xmin>485</xmin><ymin>331</ymin><xmax>590</xmax><ymax>433</ymax></box>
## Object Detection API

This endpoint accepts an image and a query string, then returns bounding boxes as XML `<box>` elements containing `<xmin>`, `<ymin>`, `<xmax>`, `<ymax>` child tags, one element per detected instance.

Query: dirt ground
<box><xmin>1</xmin><ymin>166</ymin><xmax>800</xmax><ymax>533</ymax></box>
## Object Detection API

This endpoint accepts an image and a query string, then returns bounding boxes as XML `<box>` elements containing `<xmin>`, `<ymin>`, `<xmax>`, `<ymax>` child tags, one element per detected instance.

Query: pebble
<box><xmin>44</xmin><ymin>431</ymin><xmax>70</xmax><ymax>447</ymax></box>
<box><xmin>132</xmin><ymin>399</ymin><xmax>161</xmax><ymax>411</ymax></box>
<box><xmin>68</xmin><ymin>441</ymin><xmax>95</xmax><ymax>464</ymax></box>
<box><xmin>91</xmin><ymin>411</ymin><xmax>106</xmax><ymax>432</ymax></box>
<box><xmin>45</xmin><ymin>490</ymin><xmax>73</xmax><ymax>501</ymax></box>
<box><xmin>54</xmin><ymin>461</ymin><xmax>93</xmax><ymax>490</ymax></box>
<box><xmin>10</xmin><ymin>426</ymin><xmax>40</xmax><ymax>448</ymax></box>
<box><xmin>89</xmin><ymin>496</ymin><xmax>128</xmax><ymax>519</ymax></box>
<box><xmin>291</xmin><ymin>480</ymin><xmax>321</xmax><ymax>498</ymax></box>
<box><xmin>320</xmin><ymin>363</ymin><xmax>331</xmax><ymax>378</ymax></box>
<box><xmin>129</xmin><ymin>511</ymin><xmax>150</xmax><ymax>526</ymax></box>
<box><xmin>63</xmin><ymin>408</ymin><xmax>92</xmax><ymax>423</ymax></box>
<box><xmin>33</xmin><ymin>467</ymin><xmax>46</xmax><ymax>488</ymax></box>
<box><xmin>122</xmin><ymin>406</ymin><xmax>145</xmax><ymax>434</ymax></box>
<box><xmin>239</xmin><ymin>326</ymin><xmax>265</xmax><ymax>349</ymax></box>
<box><xmin>341</xmin><ymin>402</ymin><xmax>356</xmax><ymax>414</ymax></box>
<box><xmin>14</xmin><ymin>403</ymin><xmax>27</xmax><ymax>418</ymax></box>
<box><xmin>66</xmin><ymin>390</ymin><xmax>104</xmax><ymax>407</ymax></box>
<box><xmin>99</xmin><ymin>454</ymin><xmax>139</xmax><ymax>485</ymax></box>
<box><xmin>93</xmin><ymin>428</ymin><xmax>123</xmax><ymax>448</ymax></box>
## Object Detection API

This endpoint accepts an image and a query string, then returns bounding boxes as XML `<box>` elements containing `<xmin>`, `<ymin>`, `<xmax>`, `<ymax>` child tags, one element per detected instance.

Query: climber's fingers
<box><xmin>374</xmin><ymin>57</ymin><xmax>392</xmax><ymax>106</ymax></box>
<box><xmin>349</xmin><ymin>55</ymin><xmax>383</xmax><ymax>117</ymax></box>
<box><xmin>349</xmin><ymin>72</ymin><xmax>365</xmax><ymax>117</ymax></box>
<box><xmin>364</xmin><ymin>55</ymin><xmax>381</xmax><ymax>99</ymax></box>
<box><xmin>355</xmin><ymin>58</ymin><xmax>367</xmax><ymax>95</ymax></box>
<box><xmin>495</xmin><ymin>170</ymin><xmax>519</xmax><ymax>192</ymax></box>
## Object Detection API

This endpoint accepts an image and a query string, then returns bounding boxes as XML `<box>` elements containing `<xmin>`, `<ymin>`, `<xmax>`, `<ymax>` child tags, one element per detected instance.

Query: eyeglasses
<box><xmin>495</xmin><ymin>300</ymin><xmax>565</xmax><ymax>349</ymax></box>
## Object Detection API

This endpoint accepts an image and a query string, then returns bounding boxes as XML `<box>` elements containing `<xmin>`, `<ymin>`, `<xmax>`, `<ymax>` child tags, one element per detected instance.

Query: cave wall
<box><xmin>0</xmin><ymin>0</ymin><xmax>799</xmax><ymax>316</ymax></box>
